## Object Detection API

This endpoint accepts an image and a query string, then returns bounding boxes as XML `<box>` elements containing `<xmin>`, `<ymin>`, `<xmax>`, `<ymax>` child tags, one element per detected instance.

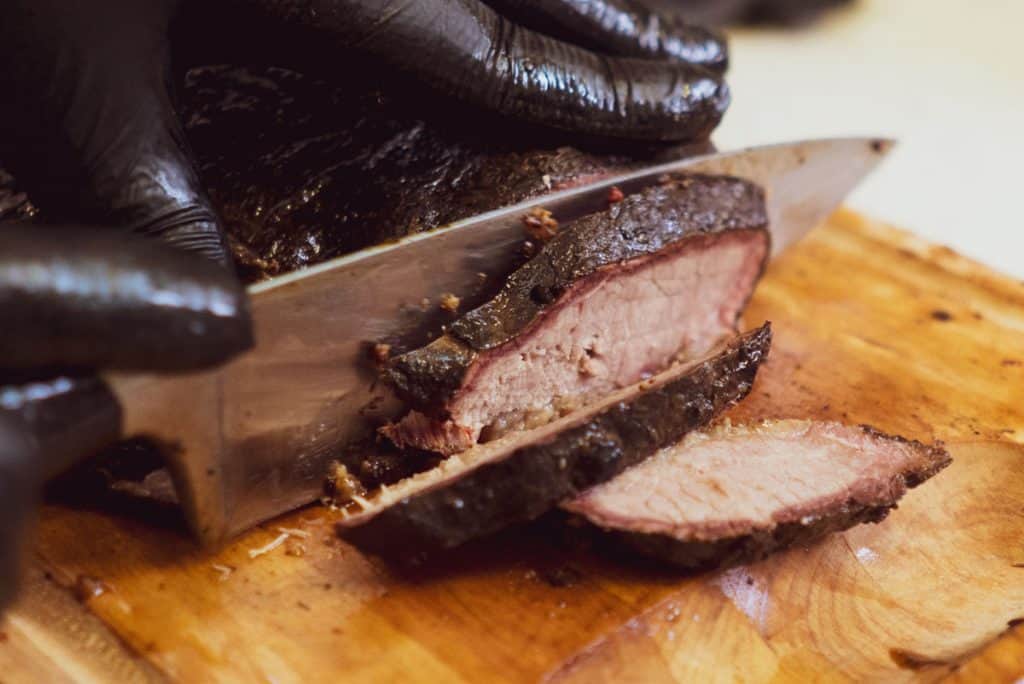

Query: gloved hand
<box><xmin>188</xmin><ymin>0</ymin><xmax>730</xmax><ymax>142</ymax></box>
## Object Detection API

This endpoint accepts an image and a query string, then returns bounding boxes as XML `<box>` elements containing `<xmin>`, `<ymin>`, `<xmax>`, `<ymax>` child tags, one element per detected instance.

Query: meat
<box><xmin>181</xmin><ymin>65</ymin><xmax>705</xmax><ymax>281</ymax></box>
<box><xmin>382</xmin><ymin>176</ymin><xmax>769</xmax><ymax>455</ymax></box>
<box><xmin>0</xmin><ymin>64</ymin><xmax>705</xmax><ymax>281</ymax></box>
<box><xmin>336</xmin><ymin>325</ymin><xmax>771</xmax><ymax>555</ymax></box>
<box><xmin>564</xmin><ymin>420</ymin><xmax>951</xmax><ymax>571</ymax></box>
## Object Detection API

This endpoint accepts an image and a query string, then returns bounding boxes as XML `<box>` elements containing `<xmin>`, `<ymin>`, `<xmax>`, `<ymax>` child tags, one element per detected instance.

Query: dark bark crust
<box><xmin>338</xmin><ymin>324</ymin><xmax>771</xmax><ymax>556</ymax></box>
<box><xmin>0</xmin><ymin>65</ymin><xmax>704</xmax><ymax>282</ymax></box>
<box><xmin>385</xmin><ymin>175</ymin><xmax>768</xmax><ymax>413</ymax></box>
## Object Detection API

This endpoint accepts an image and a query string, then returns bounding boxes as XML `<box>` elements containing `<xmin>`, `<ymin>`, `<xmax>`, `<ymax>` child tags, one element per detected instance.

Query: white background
<box><xmin>717</xmin><ymin>0</ymin><xmax>1024</xmax><ymax>277</ymax></box>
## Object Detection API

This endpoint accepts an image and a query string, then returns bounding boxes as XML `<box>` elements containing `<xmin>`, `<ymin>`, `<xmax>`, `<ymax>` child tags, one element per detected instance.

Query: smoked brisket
<box><xmin>336</xmin><ymin>325</ymin><xmax>771</xmax><ymax>555</ymax></box>
<box><xmin>383</xmin><ymin>176</ymin><xmax>769</xmax><ymax>455</ymax></box>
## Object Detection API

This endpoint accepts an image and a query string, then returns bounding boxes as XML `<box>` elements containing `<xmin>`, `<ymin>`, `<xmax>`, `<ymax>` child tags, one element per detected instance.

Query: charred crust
<box><xmin>450</xmin><ymin>176</ymin><xmax>768</xmax><ymax>352</ymax></box>
<box><xmin>382</xmin><ymin>336</ymin><xmax>477</xmax><ymax>412</ymax></box>
<box><xmin>855</xmin><ymin>424</ymin><xmax>952</xmax><ymax>485</ymax></box>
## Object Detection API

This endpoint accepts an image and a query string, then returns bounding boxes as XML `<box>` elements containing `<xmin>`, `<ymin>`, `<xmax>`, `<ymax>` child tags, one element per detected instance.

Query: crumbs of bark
<box><xmin>930</xmin><ymin>309</ymin><xmax>953</xmax><ymax>322</ymax></box>
<box><xmin>523</xmin><ymin>207</ymin><xmax>558</xmax><ymax>242</ymax></box>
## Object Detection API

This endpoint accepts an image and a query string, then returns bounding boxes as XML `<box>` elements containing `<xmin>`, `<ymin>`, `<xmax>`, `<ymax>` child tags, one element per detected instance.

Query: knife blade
<box><xmin>109</xmin><ymin>137</ymin><xmax>893</xmax><ymax>546</ymax></box>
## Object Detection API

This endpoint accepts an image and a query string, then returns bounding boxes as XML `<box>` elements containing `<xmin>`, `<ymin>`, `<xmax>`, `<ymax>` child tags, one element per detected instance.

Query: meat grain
<box><xmin>564</xmin><ymin>420</ymin><xmax>951</xmax><ymax>571</ymax></box>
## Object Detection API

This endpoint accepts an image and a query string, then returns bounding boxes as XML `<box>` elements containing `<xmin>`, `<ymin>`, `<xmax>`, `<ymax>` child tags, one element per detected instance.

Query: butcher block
<box><xmin>2</xmin><ymin>209</ymin><xmax>1023</xmax><ymax>683</ymax></box>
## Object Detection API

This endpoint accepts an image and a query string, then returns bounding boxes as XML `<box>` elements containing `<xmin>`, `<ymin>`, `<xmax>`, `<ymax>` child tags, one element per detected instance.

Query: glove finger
<box><xmin>0</xmin><ymin>227</ymin><xmax>253</xmax><ymax>373</ymax></box>
<box><xmin>242</xmin><ymin>0</ymin><xmax>729</xmax><ymax>142</ymax></box>
<box><xmin>0</xmin><ymin>374</ymin><xmax>123</xmax><ymax>482</ymax></box>
<box><xmin>0</xmin><ymin>0</ymin><xmax>229</xmax><ymax>264</ymax></box>
<box><xmin>483</xmin><ymin>0</ymin><xmax>727</xmax><ymax>71</ymax></box>
<box><xmin>0</xmin><ymin>374</ymin><xmax>122</xmax><ymax>610</ymax></box>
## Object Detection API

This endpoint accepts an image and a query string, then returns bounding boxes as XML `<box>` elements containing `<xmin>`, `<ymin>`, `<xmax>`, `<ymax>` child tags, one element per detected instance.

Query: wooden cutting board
<box><xmin>3</xmin><ymin>209</ymin><xmax>1024</xmax><ymax>683</ymax></box>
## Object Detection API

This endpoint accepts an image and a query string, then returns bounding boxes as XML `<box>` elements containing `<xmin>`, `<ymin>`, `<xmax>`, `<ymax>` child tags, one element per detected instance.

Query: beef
<box><xmin>182</xmin><ymin>65</ymin><xmax>705</xmax><ymax>281</ymax></box>
<box><xmin>335</xmin><ymin>324</ymin><xmax>771</xmax><ymax>556</ymax></box>
<box><xmin>0</xmin><ymin>65</ymin><xmax>704</xmax><ymax>281</ymax></box>
<box><xmin>564</xmin><ymin>420</ymin><xmax>951</xmax><ymax>571</ymax></box>
<box><xmin>382</xmin><ymin>176</ymin><xmax>769</xmax><ymax>455</ymax></box>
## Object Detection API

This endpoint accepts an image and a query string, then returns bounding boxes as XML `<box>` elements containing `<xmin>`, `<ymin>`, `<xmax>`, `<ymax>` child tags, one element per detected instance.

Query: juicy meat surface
<box><xmin>565</xmin><ymin>420</ymin><xmax>951</xmax><ymax>571</ymax></box>
<box><xmin>336</xmin><ymin>325</ymin><xmax>771</xmax><ymax>556</ymax></box>
<box><xmin>383</xmin><ymin>176</ymin><xmax>769</xmax><ymax>455</ymax></box>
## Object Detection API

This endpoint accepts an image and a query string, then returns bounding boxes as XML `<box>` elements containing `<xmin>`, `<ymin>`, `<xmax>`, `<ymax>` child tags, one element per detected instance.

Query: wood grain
<box><xmin>4</xmin><ymin>209</ymin><xmax>1024</xmax><ymax>682</ymax></box>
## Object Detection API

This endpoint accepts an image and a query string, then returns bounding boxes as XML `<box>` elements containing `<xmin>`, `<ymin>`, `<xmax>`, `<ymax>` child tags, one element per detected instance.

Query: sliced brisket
<box><xmin>336</xmin><ymin>324</ymin><xmax>771</xmax><ymax>556</ymax></box>
<box><xmin>382</xmin><ymin>176</ymin><xmax>769</xmax><ymax>455</ymax></box>
<box><xmin>564</xmin><ymin>420</ymin><xmax>951</xmax><ymax>571</ymax></box>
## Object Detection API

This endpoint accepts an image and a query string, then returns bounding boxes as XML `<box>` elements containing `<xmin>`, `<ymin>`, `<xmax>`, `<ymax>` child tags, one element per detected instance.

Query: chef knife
<box><xmin>105</xmin><ymin>137</ymin><xmax>893</xmax><ymax>546</ymax></box>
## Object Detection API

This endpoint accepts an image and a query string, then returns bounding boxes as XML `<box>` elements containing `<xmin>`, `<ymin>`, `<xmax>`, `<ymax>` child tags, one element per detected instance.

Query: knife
<box><xmin>106</xmin><ymin>137</ymin><xmax>893</xmax><ymax>546</ymax></box>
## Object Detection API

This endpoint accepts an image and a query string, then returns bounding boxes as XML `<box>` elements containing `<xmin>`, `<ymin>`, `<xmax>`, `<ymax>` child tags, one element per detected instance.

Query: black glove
<box><xmin>188</xmin><ymin>0</ymin><xmax>730</xmax><ymax>142</ymax></box>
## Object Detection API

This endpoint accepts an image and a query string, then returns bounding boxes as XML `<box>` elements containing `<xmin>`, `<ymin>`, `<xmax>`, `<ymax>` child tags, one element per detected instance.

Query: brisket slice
<box><xmin>336</xmin><ymin>324</ymin><xmax>771</xmax><ymax>556</ymax></box>
<box><xmin>382</xmin><ymin>176</ymin><xmax>769</xmax><ymax>455</ymax></box>
<box><xmin>564</xmin><ymin>420</ymin><xmax>951</xmax><ymax>571</ymax></box>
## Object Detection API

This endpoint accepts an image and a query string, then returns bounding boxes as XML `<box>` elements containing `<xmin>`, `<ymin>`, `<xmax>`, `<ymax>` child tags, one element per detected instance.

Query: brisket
<box><xmin>564</xmin><ymin>420</ymin><xmax>951</xmax><ymax>571</ymax></box>
<box><xmin>183</xmin><ymin>65</ymin><xmax>704</xmax><ymax>281</ymax></box>
<box><xmin>0</xmin><ymin>65</ymin><xmax>704</xmax><ymax>281</ymax></box>
<box><xmin>382</xmin><ymin>176</ymin><xmax>769</xmax><ymax>455</ymax></box>
<box><xmin>336</xmin><ymin>324</ymin><xmax>771</xmax><ymax>556</ymax></box>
